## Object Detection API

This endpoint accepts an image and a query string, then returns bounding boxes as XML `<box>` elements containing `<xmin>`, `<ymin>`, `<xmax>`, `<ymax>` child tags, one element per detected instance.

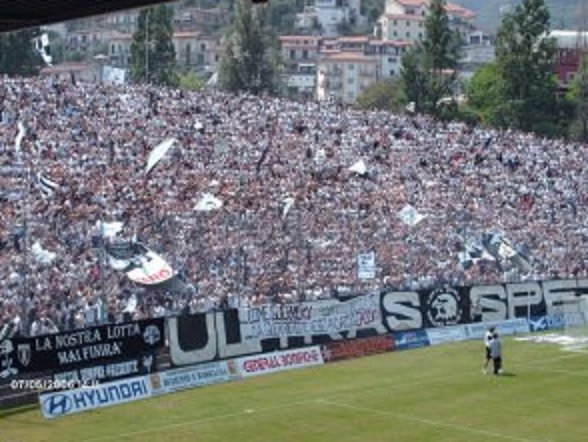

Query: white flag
<box><xmin>31</xmin><ymin>241</ymin><xmax>56</xmax><ymax>264</ymax></box>
<box><xmin>282</xmin><ymin>197</ymin><xmax>295</xmax><ymax>219</ymax></box>
<box><xmin>98</xmin><ymin>221</ymin><xmax>124</xmax><ymax>238</ymax></box>
<box><xmin>146</xmin><ymin>138</ymin><xmax>176</xmax><ymax>175</ymax></box>
<box><xmin>348</xmin><ymin>159</ymin><xmax>367</xmax><ymax>176</ymax></box>
<box><xmin>14</xmin><ymin>122</ymin><xmax>25</xmax><ymax>152</ymax></box>
<box><xmin>108</xmin><ymin>256</ymin><xmax>132</xmax><ymax>271</ymax></box>
<box><xmin>398</xmin><ymin>204</ymin><xmax>425</xmax><ymax>227</ymax></box>
<box><xmin>195</xmin><ymin>193</ymin><xmax>223</xmax><ymax>211</ymax></box>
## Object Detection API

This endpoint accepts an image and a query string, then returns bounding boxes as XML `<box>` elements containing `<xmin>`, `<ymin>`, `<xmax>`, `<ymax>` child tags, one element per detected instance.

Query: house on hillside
<box><xmin>296</xmin><ymin>0</ymin><xmax>366</xmax><ymax>37</ymax></box>
<box><xmin>376</xmin><ymin>0</ymin><xmax>476</xmax><ymax>43</ymax></box>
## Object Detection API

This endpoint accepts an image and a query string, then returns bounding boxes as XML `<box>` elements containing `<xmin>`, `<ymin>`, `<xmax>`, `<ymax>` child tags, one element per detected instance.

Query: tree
<box><xmin>567</xmin><ymin>52</ymin><xmax>588</xmax><ymax>142</ymax></box>
<box><xmin>400</xmin><ymin>49</ymin><xmax>427</xmax><ymax>113</ymax></box>
<box><xmin>219</xmin><ymin>0</ymin><xmax>279</xmax><ymax>95</ymax></box>
<box><xmin>421</xmin><ymin>0</ymin><xmax>460</xmax><ymax>115</ymax></box>
<box><xmin>0</xmin><ymin>28</ymin><xmax>42</xmax><ymax>76</ymax></box>
<box><xmin>493</xmin><ymin>0</ymin><xmax>559</xmax><ymax>135</ymax></box>
<box><xmin>466</xmin><ymin>63</ymin><xmax>505</xmax><ymax>125</ymax></box>
<box><xmin>400</xmin><ymin>0</ymin><xmax>460</xmax><ymax>116</ymax></box>
<box><xmin>361</xmin><ymin>0</ymin><xmax>385</xmax><ymax>26</ymax></box>
<box><xmin>356</xmin><ymin>79</ymin><xmax>403</xmax><ymax>111</ymax></box>
<box><xmin>131</xmin><ymin>5</ymin><xmax>178</xmax><ymax>86</ymax></box>
<box><xmin>178</xmin><ymin>71</ymin><xmax>205</xmax><ymax>91</ymax></box>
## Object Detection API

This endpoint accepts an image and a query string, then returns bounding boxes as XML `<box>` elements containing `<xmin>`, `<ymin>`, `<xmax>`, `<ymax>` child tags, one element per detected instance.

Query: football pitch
<box><xmin>2</xmin><ymin>337</ymin><xmax>587</xmax><ymax>442</ymax></box>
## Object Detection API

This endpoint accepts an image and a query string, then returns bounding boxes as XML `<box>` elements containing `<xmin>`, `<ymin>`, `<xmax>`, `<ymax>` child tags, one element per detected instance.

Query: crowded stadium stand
<box><xmin>1</xmin><ymin>77</ymin><xmax>587</xmax><ymax>343</ymax></box>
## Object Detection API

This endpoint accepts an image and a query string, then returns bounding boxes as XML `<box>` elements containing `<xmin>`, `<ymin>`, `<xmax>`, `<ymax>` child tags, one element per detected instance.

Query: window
<box><xmin>388</xmin><ymin>57</ymin><xmax>396</xmax><ymax>63</ymax></box>
<box><xmin>348</xmin><ymin>77</ymin><xmax>354</xmax><ymax>84</ymax></box>
<box><xmin>348</xmin><ymin>64</ymin><xmax>355</xmax><ymax>70</ymax></box>
<box><xmin>406</xmin><ymin>32</ymin><xmax>410</xmax><ymax>38</ymax></box>
<box><xmin>389</xmin><ymin>69</ymin><xmax>395</xmax><ymax>76</ymax></box>
<box><xmin>406</xmin><ymin>21</ymin><xmax>410</xmax><ymax>26</ymax></box>
<box><xmin>393</xmin><ymin>30</ymin><xmax>397</xmax><ymax>37</ymax></box>
<box><xmin>290</xmin><ymin>49</ymin><xmax>296</xmax><ymax>60</ymax></box>
<box><xmin>303</xmin><ymin>49</ymin><xmax>309</xmax><ymax>59</ymax></box>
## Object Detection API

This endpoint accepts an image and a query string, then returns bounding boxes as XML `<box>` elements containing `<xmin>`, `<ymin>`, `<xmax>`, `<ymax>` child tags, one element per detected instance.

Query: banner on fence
<box><xmin>52</xmin><ymin>354</ymin><xmax>158</xmax><ymax>384</ymax></box>
<box><xmin>0</xmin><ymin>318</ymin><xmax>164</xmax><ymax>380</ymax></box>
<box><xmin>235</xmin><ymin>346</ymin><xmax>324</xmax><ymax>378</ymax></box>
<box><xmin>321</xmin><ymin>335</ymin><xmax>394</xmax><ymax>363</ymax></box>
<box><xmin>238</xmin><ymin>294</ymin><xmax>381</xmax><ymax>340</ymax></box>
<box><xmin>150</xmin><ymin>361</ymin><xmax>236</xmax><ymax>396</ymax></box>
<box><xmin>464</xmin><ymin>318</ymin><xmax>529</xmax><ymax>340</ymax></box>
<box><xmin>394</xmin><ymin>329</ymin><xmax>430</xmax><ymax>351</ymax></box>
<box><xmin>168</xmin><ymin>278</ymin><xmax>588</xmax><ymax>367</ymax></box>
<box><xmin>426</xmin><ymin>325</ymin><xmax>467</xmax><ymax>346</ymax></box>
<box><xmin>40</xmin><ymin>375</ymin><xmax>152</xmax><ymax>419</ymax></box>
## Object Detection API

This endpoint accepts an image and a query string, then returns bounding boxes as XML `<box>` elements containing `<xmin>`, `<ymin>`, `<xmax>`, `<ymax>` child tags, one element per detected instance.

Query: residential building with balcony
<box><xmin>317</xmin><ymin>52</ymin><xmax>379</xmax><ymax>104</ymax></box>
<box><xmin>279</xmin><ymin>35</ymin><xmax>322</xmax><ymax>98</ymax></box>
<box><xmin>108</xmin><ymin>31</ymin><xmax>220</xmax><ymax>72</ymax></box>
<box><xmin>297</xmin><ymin>0</ymin><xmax>366</xmax><ymax>37</ymax></box>
<box><xmin>377</xmin><ymin>0</ymin><xmax>475</xmax><ymax>43</ymax></box>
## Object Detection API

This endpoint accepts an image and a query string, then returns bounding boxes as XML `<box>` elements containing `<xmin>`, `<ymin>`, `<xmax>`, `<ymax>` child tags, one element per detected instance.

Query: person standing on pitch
<box><xmin>483</xmin><ymin>326</ymin><xmax>495</xmax><ymax>374</ymax></box>
<box><xmin>489</xmin><ymin>331</ymin><xmax>503</xmax><ymax>375</ymax></box>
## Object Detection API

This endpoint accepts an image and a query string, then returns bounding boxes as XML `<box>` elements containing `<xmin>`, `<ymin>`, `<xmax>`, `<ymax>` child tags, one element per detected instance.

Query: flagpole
<box><xmin>20</xmin><ymin>139</ymin><xmax>32</xmax><ymax>337</ymax></box>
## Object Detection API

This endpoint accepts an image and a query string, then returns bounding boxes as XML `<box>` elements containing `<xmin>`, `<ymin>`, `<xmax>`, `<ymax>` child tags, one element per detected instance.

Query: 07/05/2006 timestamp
<box><xmin>10</xmin><ymin>378</ymin><xmax>99</xmax><ymax>391</ymax></box>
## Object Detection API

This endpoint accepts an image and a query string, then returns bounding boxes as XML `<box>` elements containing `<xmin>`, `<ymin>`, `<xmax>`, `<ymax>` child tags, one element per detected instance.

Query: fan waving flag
<box><xmin>37</xmin><ymin>173</ymin><xmax>59</xmax><ymax>197</ymax></box>
<box><xmin>146</xmin><ymin>138</ymin><xmax>176</xmax><ymax>175</ymax></box>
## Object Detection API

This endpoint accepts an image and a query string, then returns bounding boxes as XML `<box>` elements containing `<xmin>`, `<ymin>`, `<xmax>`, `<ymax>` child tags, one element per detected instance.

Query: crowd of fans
<box><xmin>1</xmin><ymin>75</ymin><xmax>587</xmax><ymax>338</ymax></box>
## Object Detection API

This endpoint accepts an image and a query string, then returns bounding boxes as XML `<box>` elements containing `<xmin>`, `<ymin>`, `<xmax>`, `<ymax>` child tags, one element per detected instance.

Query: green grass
<box><xmin>2</xmin><ymin>338</ymin><xmax>588</xmax><ymax>442</ymax></box>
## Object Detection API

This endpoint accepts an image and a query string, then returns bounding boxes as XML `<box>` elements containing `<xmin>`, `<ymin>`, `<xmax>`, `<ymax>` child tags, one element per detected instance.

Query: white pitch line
<box><xmin>80</xmin><ymin>399</ymin><xmax>315</xmax><ymax>442</ymax></box>
<box><xmin>319</xmin><ymin>399</ymin><xmax>552</xmax><ymax>442</ymax></box>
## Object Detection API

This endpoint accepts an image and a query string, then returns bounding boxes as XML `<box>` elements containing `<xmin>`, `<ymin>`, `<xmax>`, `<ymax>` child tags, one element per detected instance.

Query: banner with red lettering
<box><xmin>235</xmin><ymin>346</ymin><xmax>324</xmax><ymax>378</ymax></box>
<box><xmin>125</xmin><ymin>250</ymin><xmax>174</xmax><ymax>286</ymax></box>
<box><xmin>238</xmin><ymin>293</ymin><xmax>381</xmax><ymax>340</ymax></box>
<box><xmin>320</xmin><ymin>335</ymin><xmax>394</xmax><ymax>363</ymax></box>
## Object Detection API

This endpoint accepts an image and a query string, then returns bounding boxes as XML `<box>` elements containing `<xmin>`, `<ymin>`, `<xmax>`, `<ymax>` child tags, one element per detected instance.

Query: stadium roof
<box><xmin>0</xmin><ymin>0</ymin><xmax>173</xmax><ymax>33</ymax></box>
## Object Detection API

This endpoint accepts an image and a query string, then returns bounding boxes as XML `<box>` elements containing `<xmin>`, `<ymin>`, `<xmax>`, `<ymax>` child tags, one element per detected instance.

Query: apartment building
<box><xmin>280</xmin><ymin>34</ymin><xmax>416</xmax><ymax>103</ymax></box>
<box><xmin>297</xmin><ymin>0</ymin><xmax>366</xmax><ymax>37</ymax></box>
<box><xmin>279</xmin><ymin>35</ymin><xmax>322</xmax><ymax>98</ymax></box>
<box><xmin>108</xmin><ymin>31</ymin><xmax>220</xmax><ymax>72</ymax></box>
<box><xmin>317</xmin><ymin>52</ymin><xmax>379</xmax><ymax>104</ymax></box>
<box><xmin>378</xmin><ymin>0</ymin><xmax>475</xmax><ymax>42</ymax></box>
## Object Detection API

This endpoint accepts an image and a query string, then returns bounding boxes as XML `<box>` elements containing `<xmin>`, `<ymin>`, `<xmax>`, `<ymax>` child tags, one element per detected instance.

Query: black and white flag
<box><xmin>34</xmin><ymin>33</ymin><xmax>52</xmax><ymax>66</ymax></box>
<box><xmin>458</xmin><ymin>238</ymin><xmax>495</xmax><ymax>270</ymax></box>
<box><xmin>482</xmin><ymin>232</ymin><xmax>532</xmax><ymax>274</ymax></box>
<box><xmin>37</xmin><ymin>173</ymin><xmax>58</xmax><ymax>197</ymax></box>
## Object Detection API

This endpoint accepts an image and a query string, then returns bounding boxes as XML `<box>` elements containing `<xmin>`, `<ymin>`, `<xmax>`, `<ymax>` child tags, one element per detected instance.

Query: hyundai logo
<box><xmin>43</xmin><ymin>393</ymin><xmax>73</xmax><ymax>417</ymax></box>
